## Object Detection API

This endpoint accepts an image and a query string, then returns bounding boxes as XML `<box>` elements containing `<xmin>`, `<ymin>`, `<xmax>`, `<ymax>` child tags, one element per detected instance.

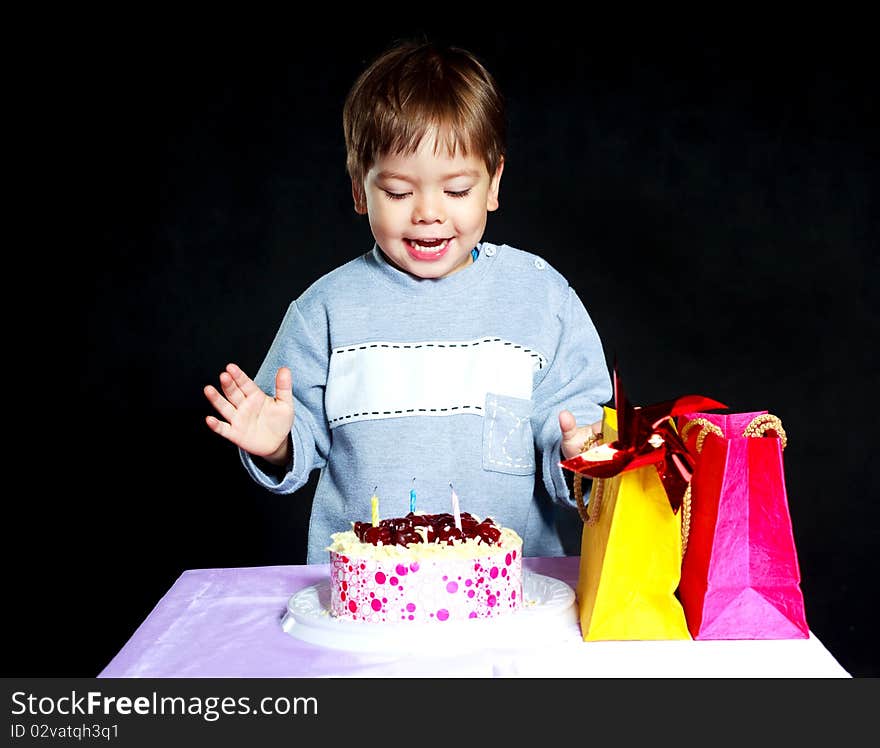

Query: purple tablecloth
<box><xmin>99</xmin><ymin>556</ymin><xmax>849</xmax><ymax>678</ymax></box>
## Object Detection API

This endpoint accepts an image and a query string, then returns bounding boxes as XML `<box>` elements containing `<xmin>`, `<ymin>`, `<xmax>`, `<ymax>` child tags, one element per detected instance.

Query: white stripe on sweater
<box><xmin>325</xmin><ymin>337</ymin><xmax>546</xmax><ymax>427</ymax></box>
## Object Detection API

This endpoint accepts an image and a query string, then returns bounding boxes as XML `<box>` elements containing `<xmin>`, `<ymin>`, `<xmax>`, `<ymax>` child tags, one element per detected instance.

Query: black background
<box><xmin>12</xmin><ymin>28</ymin><xmax>876</xmax><ymax>677</ymax></box>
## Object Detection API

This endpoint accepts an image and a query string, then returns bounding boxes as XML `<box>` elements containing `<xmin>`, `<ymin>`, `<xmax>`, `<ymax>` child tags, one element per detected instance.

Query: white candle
<box><xmin>450</xmin><ymin>483</ymin><xmax>462</xmax><ymax>530</ymax></box>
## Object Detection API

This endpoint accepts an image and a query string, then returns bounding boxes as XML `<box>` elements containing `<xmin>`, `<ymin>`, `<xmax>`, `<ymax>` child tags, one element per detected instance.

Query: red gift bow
<box><xmin>560</xmin><ymin>367</ymin><xmax>726</xmax><ymax>512</ymax></box>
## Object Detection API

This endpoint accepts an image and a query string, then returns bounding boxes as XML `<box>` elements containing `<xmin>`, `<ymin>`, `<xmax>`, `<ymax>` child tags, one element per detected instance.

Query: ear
<box><xmin>351</xmin><ymin>179</ymin><xmax>368</xmax><ymax>215</ymax></box>
<box><xmin>486</xmin><ymin>157</ymin><xmax>504</xmax><ymax>212</ymax></box>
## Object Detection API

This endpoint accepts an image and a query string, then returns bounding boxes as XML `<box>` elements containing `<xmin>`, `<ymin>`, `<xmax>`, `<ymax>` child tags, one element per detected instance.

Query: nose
<box><xmin>412</xmin><ymin>190</ymin><xmax>444</xmax><ymax>224</ymax></box>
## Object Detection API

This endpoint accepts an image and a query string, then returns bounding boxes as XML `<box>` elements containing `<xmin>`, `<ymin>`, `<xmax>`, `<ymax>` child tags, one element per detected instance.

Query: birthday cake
<box><xmin>327</xmin><ymin>512</ymin><xmax>523</xmax><ymax>623</ymax></box>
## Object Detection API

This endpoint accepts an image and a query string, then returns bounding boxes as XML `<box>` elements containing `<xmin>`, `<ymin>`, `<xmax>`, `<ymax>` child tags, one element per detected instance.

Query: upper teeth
<box><xmin>411</xmin><ymin>239</ymin><xmax>448</xmax><ymax>250</ymax></box>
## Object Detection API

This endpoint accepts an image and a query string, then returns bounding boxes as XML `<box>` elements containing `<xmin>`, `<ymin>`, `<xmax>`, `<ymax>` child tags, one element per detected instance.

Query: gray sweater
<box><xmin>241</xmin><ymin>242</ymin><xmax>611</xmax><ymax>563</ymax></box>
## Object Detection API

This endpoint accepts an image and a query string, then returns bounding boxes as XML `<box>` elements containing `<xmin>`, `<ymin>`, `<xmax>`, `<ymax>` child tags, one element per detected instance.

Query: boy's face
<box><xmin>354</xmin><ymin>131</ymin><xmax>503</xmax><ymax>279</ymax></box>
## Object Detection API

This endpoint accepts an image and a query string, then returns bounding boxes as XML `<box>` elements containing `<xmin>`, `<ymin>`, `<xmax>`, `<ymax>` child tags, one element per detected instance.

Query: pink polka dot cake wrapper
<box><xmin>329</xmin><ymin>548</ymin><xmax>523</xmax><ymax>623</ymax></box>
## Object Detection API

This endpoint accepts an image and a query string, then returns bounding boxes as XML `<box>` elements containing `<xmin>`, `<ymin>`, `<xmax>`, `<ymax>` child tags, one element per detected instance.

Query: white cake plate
<box><xmin>280</xmin><ymin>571</ymin><xmax>578</xmax><ymax>653</ymax></box>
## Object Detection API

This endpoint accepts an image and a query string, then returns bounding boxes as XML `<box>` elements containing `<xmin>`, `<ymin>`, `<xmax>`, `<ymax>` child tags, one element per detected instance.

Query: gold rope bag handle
<box><xmin>743</xmin><ymin>413</ymin><xmax>788</xmax><ymax>447</ymax></box>
<box><xmin>678</xmin><ymin>418</ymin><xmax>724</xmax><ymax>557</ymax></box>
<box><xmin>572</xmin><ymin>433</ymin><xmax>605</xmax><ymax>525</ymax></box>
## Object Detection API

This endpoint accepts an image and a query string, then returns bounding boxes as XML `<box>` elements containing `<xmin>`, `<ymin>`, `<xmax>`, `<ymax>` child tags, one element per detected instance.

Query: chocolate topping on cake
<box><xmin>353</xmin><ymin>512</ymin><xmax>502</xmax><ymax>547</ymax></box>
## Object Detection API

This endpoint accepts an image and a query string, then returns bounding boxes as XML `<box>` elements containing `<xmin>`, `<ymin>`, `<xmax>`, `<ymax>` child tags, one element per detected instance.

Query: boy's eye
<box><xmin>381</xmin><ymin>188</ymin><xmax>471</xmax><ymax>200</ymax></box>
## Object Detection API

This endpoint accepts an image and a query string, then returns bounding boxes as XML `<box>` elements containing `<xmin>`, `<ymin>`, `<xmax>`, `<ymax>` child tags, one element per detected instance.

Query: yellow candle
<box><xmin>371</xmin><ymin>492</ymin><xmax>379</xmax><ymax>527</ymax></box>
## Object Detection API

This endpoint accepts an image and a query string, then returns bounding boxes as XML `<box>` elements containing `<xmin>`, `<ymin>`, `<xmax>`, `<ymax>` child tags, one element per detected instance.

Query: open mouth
<box><xmin>405</xmin><ymin>238</ymin><xmax>452</xmax><ymax>261</ymax></box>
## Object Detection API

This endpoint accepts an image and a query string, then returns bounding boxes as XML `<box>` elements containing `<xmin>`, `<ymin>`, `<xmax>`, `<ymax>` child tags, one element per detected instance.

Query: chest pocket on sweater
<box><xmin>482</xmin><ymin>393</ymin><xmax>535</xmax><ymax>475</ymax></box>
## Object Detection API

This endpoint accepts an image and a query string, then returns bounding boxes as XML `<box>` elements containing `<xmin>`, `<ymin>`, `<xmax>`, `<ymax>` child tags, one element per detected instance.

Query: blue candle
<box><xmin>409</xmin><ymin>478</ymin><xmax>417</xmax><ymax>514</ymax></box>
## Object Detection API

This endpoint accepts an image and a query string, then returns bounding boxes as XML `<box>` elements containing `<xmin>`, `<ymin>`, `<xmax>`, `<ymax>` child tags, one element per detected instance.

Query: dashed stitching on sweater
<box><xmin>332</xmin><ymin>338</ymin><xmax>546</xmax><ymax>368</ymax></box>
<box><xmin>329</xmin><ymin>403</ymin><xmax>483</xmax><ymax>425</ymax></box>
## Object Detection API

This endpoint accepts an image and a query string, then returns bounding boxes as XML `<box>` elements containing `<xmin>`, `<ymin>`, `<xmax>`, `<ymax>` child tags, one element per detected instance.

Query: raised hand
<box><xmin>204</xmin><ymin>363</ymin><xmax>295</xmax><ymax>463</ymax></box>
<box><xmin>558</xmin><ymin>410</ymin><xmax>602</xmax><ymax>461</ymax></box>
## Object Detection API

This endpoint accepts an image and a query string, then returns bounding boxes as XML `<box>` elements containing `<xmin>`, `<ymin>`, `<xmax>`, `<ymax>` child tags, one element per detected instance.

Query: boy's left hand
<box><xmin>559</xmin><ymin>410</ymin><xmax>602</xmax><ymax>461</ymax></box>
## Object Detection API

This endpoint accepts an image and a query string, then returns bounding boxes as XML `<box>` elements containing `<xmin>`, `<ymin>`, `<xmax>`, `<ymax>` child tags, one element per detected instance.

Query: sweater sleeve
<box><xmin>531</xmin><ymin>287</ymin><xmax>611</xmax><ymax>508</ymax></box>
<box><xmin>239</xmin><ymin>299</ymin><xmax>331</xmax><ymax>494</ymax></box>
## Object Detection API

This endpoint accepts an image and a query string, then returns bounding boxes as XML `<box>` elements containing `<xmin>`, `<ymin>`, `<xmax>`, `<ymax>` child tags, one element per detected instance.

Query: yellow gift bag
<box><xmin>561</xmin><ymin>368</ymin><xmax>725</xmax><ymax>641</ymax></box>
<box><xmin>571</xmin><ymin>407</ymin><xmax>691</xmax><ymax>641</ymax></box>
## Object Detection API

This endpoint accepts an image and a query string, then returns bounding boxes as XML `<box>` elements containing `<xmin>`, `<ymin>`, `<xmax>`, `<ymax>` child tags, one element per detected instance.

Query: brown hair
<box><xmin>343</xmin><ymin>40</ymin><xmax>506</xmax><ymax>192</ymax></box>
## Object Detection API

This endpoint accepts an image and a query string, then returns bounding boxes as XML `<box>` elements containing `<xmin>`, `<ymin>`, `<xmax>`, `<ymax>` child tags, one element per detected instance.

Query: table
<box><xmin>98</xmin><ymin>557</ymin><xmax>850</xmax><ymax>678</ymax></box>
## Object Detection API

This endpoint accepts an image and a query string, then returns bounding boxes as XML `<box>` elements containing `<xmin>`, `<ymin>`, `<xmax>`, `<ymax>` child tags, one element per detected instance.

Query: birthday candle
<box><xmin>450</xmin><ymin>483</ymin><xmax>462</xmax><ymax>530</ymax></box>
<box><xmin>409</xmin><ymin>478</ymin><xmax>417</xmax><ymax>514</ymax></box>
<box><xmin>371</xmin><ymin>487</ymin><xmax>379</xmax><ymax>527</ymax></box>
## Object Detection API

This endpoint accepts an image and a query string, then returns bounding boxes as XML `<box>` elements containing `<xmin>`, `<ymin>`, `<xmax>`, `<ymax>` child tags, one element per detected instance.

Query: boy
<box><xmin>204</xmin><ymin>40</ymin><xmax>611</xmax><ymax>563</ymax></box>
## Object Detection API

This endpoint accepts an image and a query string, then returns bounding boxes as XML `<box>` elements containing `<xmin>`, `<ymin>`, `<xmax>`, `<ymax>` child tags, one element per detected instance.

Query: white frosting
<box><xmin>327</xmin><ymin>526</ymin><xmax>522</xmax><ymax>561</ymax></box>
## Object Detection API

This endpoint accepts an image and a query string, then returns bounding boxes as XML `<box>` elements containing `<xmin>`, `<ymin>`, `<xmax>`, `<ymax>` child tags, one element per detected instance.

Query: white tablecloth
<box><xmin>99</xmin><ymin>556</ymin><xmax>850</xmax><ymax>678</ymax></box>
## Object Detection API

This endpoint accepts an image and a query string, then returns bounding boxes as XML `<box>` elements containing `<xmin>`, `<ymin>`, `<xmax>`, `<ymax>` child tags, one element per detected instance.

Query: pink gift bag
<box><xmin>677</xmin><ymin>411</ymin><xmax>809</xmax><ymax>640</ymax></box>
